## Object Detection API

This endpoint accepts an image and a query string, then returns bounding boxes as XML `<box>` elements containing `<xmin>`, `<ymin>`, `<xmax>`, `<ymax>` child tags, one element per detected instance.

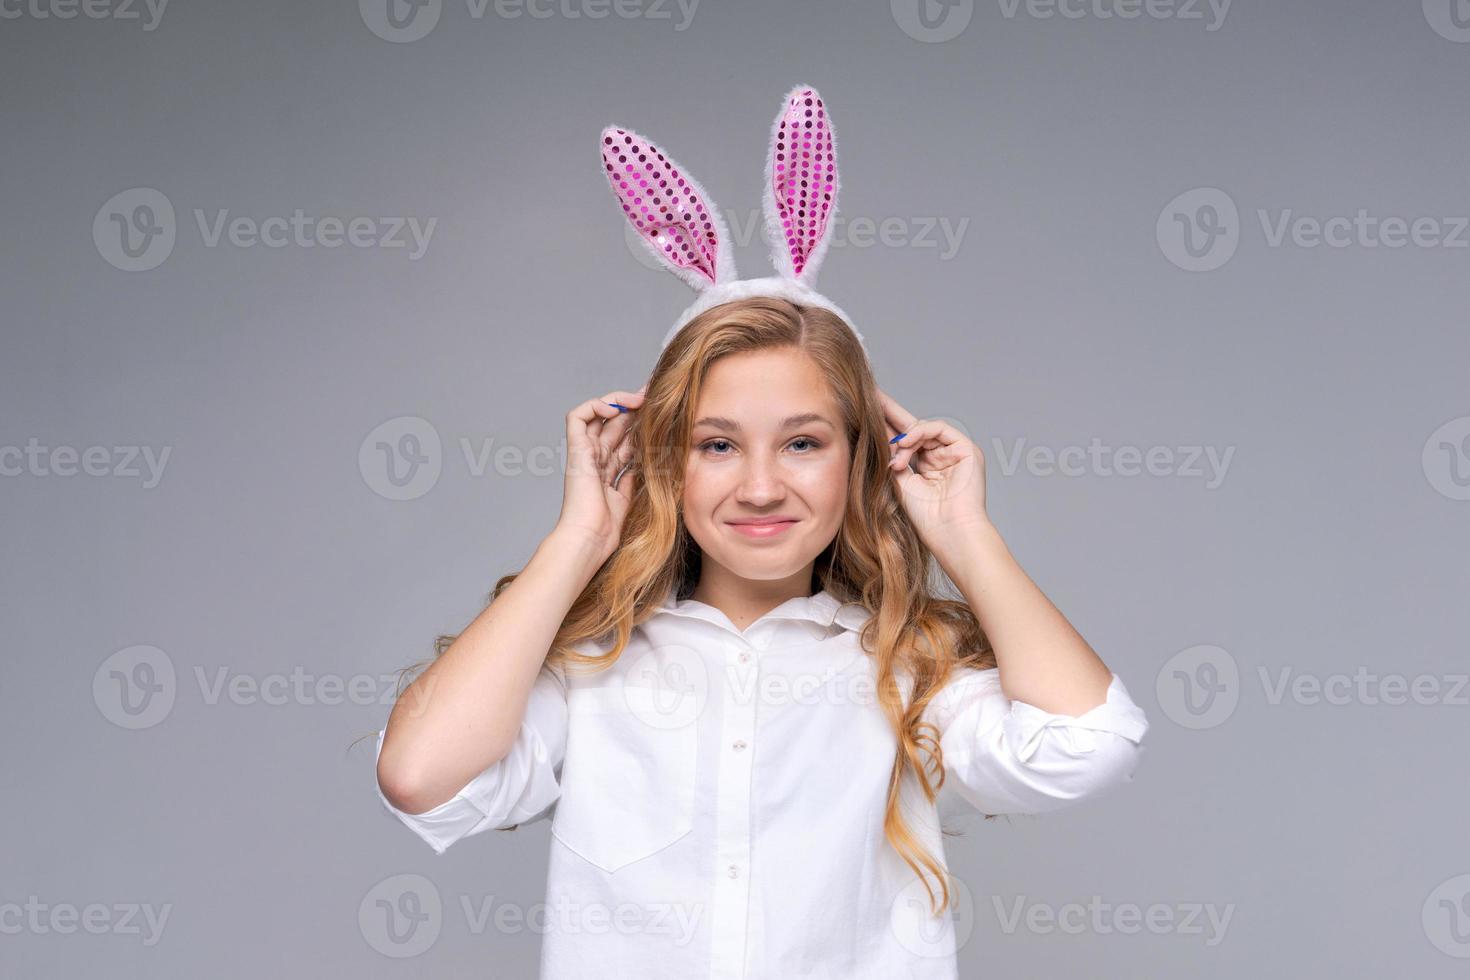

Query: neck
<box><xmin>690</xmin><ymin>563</ymin><xmax>816</xmax><ymax>630</ymax></box>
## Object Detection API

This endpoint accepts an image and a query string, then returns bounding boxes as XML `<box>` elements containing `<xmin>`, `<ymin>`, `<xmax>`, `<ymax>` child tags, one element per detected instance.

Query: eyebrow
<box><xmin>693</xmin><ymin>413</ymin><xmax>836</xmax><ymax>432</ymax></box>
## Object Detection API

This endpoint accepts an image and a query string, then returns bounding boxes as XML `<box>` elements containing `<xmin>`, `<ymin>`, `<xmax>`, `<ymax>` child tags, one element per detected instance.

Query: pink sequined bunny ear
<box><xmin>762</xmin><ymin>84</ymin><xmax>839</xmax><ymax>285</ymax></box>
<box><xmin>600</xmin><ymin>125</ymin><xmax>739</xmax><ymax>292</ymax></box>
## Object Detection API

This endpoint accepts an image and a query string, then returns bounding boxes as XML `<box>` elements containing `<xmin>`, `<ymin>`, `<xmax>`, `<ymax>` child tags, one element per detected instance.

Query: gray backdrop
<box><xmin>3</xmin><ymin>0</ymin><xmax>1468</xmax><ymax>976</ymax></box>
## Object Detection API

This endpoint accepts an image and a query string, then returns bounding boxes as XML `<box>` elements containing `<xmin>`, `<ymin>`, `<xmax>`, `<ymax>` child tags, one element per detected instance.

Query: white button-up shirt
<box><xmin>374</xmin><ymin>588</ymin><xmax>1150</xmax><ymax>979</ymax></box>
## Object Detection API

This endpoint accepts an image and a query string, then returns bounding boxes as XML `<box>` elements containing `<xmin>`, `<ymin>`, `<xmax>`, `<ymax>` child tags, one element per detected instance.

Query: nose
<box><xmin>734</xmin><ymin>451</ymin><xmax>787</xmax><ymax>507</ymax></box>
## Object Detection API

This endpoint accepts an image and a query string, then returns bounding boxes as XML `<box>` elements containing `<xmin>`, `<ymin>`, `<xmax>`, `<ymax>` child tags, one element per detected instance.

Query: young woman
<box><xmin>372</xmin><ymin>297</ymin><xmax>1151</xmax><ymax>979</ymax></box>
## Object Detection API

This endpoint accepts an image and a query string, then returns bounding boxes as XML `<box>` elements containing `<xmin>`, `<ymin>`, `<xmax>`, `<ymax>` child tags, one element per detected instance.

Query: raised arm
<box><xmin>376</xmin><ymin>383</ymin><xmax>646</xmax><ymax>816</ymax></box>
<box><xmin>375</xmin><ymin>529</ymin><xmax>607</xmax><ymax>815</ymax></box>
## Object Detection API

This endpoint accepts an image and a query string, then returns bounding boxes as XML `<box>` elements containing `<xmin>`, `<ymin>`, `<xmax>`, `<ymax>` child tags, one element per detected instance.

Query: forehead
<box><xmin>694</xmin><ymin>349</ymin><xmax>837</xmax><ymax>418</ymax></box>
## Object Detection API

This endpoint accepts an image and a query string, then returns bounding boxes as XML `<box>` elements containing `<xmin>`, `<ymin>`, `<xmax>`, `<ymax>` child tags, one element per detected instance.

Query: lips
<box><xmin>725</xmin><ymin>517</ymin><xmax>800</xmax><ymax>539</ymax></box>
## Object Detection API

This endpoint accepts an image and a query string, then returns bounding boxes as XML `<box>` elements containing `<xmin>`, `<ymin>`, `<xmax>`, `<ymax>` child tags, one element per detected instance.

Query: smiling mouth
<box><xmin>725</xmin><ymin>519</ymin><xmax>800</xmax><ymax>539</ymax></box>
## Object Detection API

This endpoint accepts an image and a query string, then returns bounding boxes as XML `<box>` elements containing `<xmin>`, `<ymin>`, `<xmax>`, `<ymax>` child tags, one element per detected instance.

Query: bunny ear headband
<box><xmin>600</xmin><ymin>83</ymin><xmax>867</xmax><ymax>358</ymax></box>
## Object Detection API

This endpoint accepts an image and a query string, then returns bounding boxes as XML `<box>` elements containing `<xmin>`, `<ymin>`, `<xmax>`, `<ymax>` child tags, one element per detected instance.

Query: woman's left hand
<box><xmin>878</xmin><ymin>387</ymin><xmax>992</xmax><ymax>553</ymax></box>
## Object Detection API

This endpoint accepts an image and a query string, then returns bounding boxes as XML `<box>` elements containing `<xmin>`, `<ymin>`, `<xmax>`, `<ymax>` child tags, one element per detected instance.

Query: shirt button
<box><xmin>728</xmin><ymin>864</ymin><xmax>740</xmax><ymax>878</ymax></box>
<box><xmin>732</xmin><ymin>739</ymin><xmax>747</xmax><ymax>751</ymax></box>
<box><xmin>738</xmin><ymin>652</ymin><xmax>750</xmax><ymax>664</ymax></box>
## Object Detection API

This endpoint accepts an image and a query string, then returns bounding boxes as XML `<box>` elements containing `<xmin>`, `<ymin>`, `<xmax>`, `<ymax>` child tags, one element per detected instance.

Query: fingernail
<box><xmin>889</xmin><ymin>432</ymin><xmax>906</xmax><ymax>444</ymax></box>
<box><xmin>608</xmin><ymin>402</ymin><xmax>628</xmax><ymax>412</ymax></box>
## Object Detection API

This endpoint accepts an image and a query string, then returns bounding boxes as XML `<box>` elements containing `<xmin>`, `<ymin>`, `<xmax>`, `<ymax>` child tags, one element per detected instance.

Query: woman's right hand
<box><xmin>552</xmin><ymin>383</ymin><xmax>648</xmax><ymax>564</ymax></box>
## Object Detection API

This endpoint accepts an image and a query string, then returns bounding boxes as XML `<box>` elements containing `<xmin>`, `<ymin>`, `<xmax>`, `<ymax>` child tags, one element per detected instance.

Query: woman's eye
<box><xmin>697</xmin><ymin>437</ymin><xmax>820</xmax><ymax>455</ymax></box>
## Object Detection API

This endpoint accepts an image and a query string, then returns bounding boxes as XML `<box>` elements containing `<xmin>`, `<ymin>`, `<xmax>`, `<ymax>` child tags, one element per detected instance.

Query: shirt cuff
<box><xmin>1002</xmin><ymin>671</ymin><xmax>1150</xmax><ymax>763</ymax></box>
<box><xmin>374</xmin><ymin>729</ymin><xmax>495</xmax><ymax>855</ymax></box>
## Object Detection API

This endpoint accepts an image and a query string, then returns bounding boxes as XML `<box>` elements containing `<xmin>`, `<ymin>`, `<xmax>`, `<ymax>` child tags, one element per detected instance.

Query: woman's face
<box><xmin>682</xmin><ymin>348</ymin><xmax>852</xmax><ymax>584</ymax></box>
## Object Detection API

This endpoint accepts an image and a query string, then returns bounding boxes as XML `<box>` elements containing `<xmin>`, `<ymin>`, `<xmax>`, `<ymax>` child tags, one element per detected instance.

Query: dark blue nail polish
<box><xmin>609</xmin><ymin>402</ymin><xmax>628</xmax><ymax>412</ymax></box>
<box><xmin>889</xmin><ymin>432</ymin><xmax>906</xmax><ymax>444</ymax></box>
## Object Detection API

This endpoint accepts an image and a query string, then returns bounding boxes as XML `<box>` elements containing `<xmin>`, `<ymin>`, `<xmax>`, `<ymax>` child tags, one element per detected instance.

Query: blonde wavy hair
<box><xmin>379</xmin><ymin>296</ymin><xmax>998</xmax><ymax>916</ymax></box>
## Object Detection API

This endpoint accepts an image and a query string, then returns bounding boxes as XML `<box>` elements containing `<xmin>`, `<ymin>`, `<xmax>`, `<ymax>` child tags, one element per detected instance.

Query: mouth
<box><xmin>724</xmin><ymin>517</ymin><xmax>801</xmax><ymax>539</ymax></box>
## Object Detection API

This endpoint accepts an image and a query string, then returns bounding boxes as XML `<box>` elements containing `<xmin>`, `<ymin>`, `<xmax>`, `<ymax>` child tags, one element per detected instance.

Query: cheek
<box><xmin>795</xmin><ymin>457</ymin><xmax>851</xmax><ymax>519</ymax></box>
<box><xmin>681</xmin><ymin>462</ymin><xmax>718</xmax><ymax>516</ymax></box>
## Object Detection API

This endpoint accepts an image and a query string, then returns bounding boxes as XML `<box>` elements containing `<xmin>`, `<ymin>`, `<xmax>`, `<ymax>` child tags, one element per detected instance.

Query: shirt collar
<box><xmin>656</xmin><ymin>586</ymin><xmax>872</xmax><ymax>635</ymax></box>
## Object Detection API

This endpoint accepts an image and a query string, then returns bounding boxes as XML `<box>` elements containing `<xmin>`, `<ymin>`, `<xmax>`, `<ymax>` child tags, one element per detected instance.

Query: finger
<box><xmin>594</xmin><ymin>400</ymin><xmax>634</xmax><ymax>454</ymax></box>
<box><xmin>599</xmin><ymin>391</ymin><xmax>649</xmax><ymax>464</ymax></box>
<box><xmin>570</xmin><ymin>390</ymin><xmax>645</xmax><ymax>450</ymax></box>
<box><xmin>571</xmin><ymin>389</ymin><xmax>646</xmax><ymax>424</ymax></box>
<box><xmin>888</xmin><ymin>420</ymin><xmax>944</xmax><ymax>469</ymax></box>
<box><xmin>891</xmin><ymin>419</ymin><xmax>959</xmax><ymax>453</ymax></box>
<box><xmin>607</xmin><ymin>436</ymin><xmax>638</xmax><ymax>490</ymax></box>
<box><xmin>601</xmin><ymin>411</ymin><xmax>640</xmax><ymax>479</ymax></box>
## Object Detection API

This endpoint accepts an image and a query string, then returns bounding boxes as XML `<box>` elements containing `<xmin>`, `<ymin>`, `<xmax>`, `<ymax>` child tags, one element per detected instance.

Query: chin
<box><xmin>706</xmin><ymin>542</ymin><xmax>825</xmax><ymax>582</ymax></box>
<box><xmin>724</xmin><ymin>558</ymin><xmax>803</xmax><ymax>581</ymax></box>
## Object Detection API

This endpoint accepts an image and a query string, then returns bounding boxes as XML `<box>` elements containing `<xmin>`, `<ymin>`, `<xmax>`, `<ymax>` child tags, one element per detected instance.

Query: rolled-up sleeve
<box><xmin>928</xmin><ymin>667</ymin><xmax>1150</xmax><ymax>817</ymax></box>
<box><xmin>375</xmin><ymin>659</ymin><xmax>569</xmax><ymax>855</ymax></box>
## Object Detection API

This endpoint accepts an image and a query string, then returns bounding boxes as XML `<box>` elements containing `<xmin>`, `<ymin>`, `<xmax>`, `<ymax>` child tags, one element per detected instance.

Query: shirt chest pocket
<box><xmin>551</xmin><ymin>684</ymin><xmax>699</xmax><ymax>874</ymax></box>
